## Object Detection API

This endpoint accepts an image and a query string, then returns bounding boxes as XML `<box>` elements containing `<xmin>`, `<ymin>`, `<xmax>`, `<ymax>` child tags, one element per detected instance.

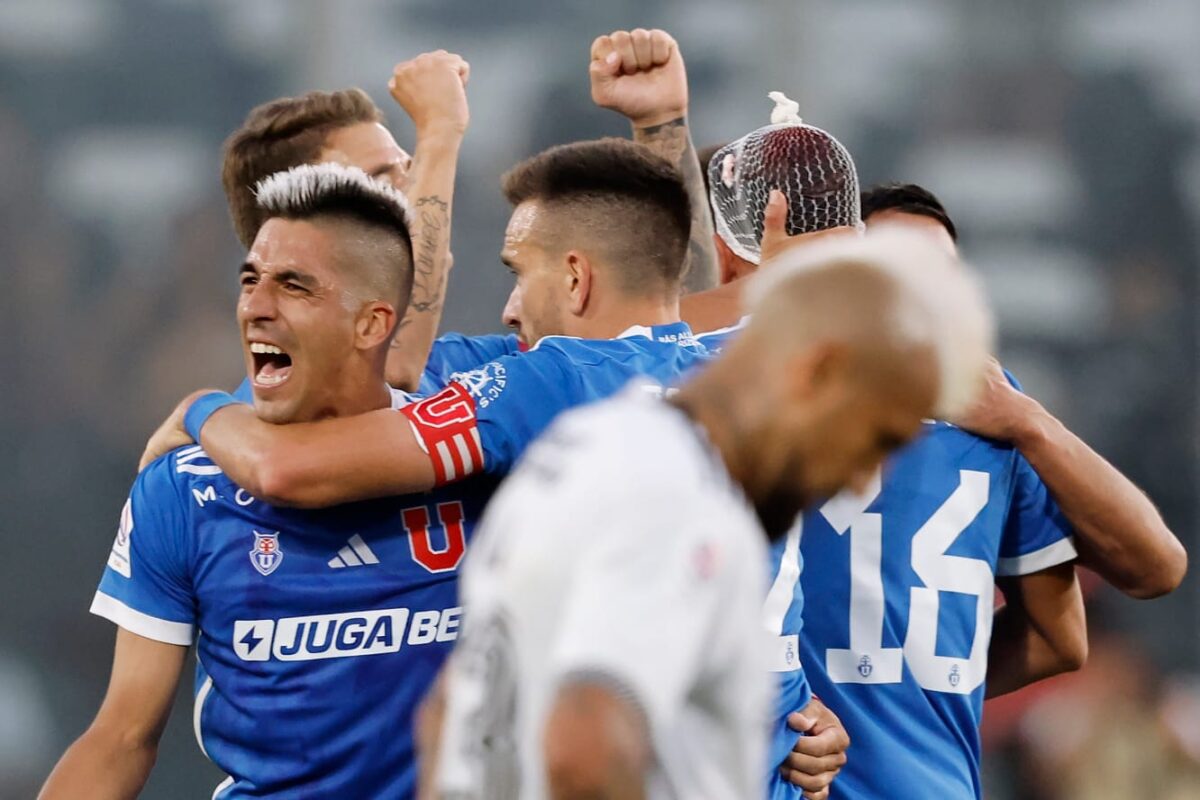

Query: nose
<box><xmin>239</xmin><ymin>279</ymin><xmax>278</xmax><ymax>324</ymax></box>
<box><xmin>501</xmin><ymin>287</ymin><xmax>521</xmax><ymax>331</ymax></box>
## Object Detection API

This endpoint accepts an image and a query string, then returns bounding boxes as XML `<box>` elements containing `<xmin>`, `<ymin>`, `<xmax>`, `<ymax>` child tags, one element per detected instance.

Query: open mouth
<box><xmin>249</xmin><ymin>341</ymin><xmax>293</xmax><ymax>388</ymax></box>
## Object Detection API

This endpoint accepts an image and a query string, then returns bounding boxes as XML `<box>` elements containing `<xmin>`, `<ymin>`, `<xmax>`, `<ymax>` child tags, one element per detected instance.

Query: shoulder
<box><xmin>136</xmin><ymin>445</ymin><xmax>237</xmax><ymax>506</ymax></box>
<box><xmin>552</xmin><ymin>391</ymin><xmax>727</xmax><ymax>498</ymax></box>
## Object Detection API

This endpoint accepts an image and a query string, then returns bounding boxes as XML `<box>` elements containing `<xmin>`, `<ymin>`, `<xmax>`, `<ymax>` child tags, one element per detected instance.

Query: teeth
<box><xmin>250</xmin><ymin>342</ymin><xmax>285</xmax><ymax>355</ymax></box>
<box><xmin>256</xmin><ymin>372</ymin><xmax>287</xmax><ymax>386</ymax></box>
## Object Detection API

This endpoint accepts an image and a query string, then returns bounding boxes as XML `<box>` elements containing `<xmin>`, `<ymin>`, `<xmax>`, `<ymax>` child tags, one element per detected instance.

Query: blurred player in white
<box><xmin>422</xmin><ymin>227</ymin><xmax>995</xmax><ymax>800</ymax></box>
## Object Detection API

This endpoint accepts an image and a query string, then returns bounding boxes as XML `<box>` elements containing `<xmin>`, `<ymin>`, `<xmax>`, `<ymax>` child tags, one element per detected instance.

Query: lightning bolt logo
<box><xmin>233</xmin><ymin>620</ymin><xmax>274</xmax><ymax>661</ymax></box>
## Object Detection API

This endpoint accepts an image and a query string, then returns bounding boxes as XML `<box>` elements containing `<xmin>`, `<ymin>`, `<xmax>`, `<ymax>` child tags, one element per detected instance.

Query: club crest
<box><xmin>250</xmin><ymin>531</ymin><xmax>283</xmax><ymax>576</ymax></box>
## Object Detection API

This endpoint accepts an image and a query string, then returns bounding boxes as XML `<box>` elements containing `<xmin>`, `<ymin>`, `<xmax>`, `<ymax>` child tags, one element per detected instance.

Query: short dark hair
<box><xmin>501</xmin><ymin>138</ymin><xmax>692</xmax><ymax>291</ymax></box>
<box><xmin>697</xmin><ymin>141</ymin><xmax>728</xmax><ymax>208</ymax></box>
<box><xmin>255</xmin><ymin>164</ymin><xmax>414</xmax><ymax>309</ymax></box>
<box><xmin>222</xmin><ymin>88</ymin><xmax>384</xmax><ymax>248</ymax></box>
<box><xmin>860</xmin><ymin>183</ymin><xmax>958</xmax><ymax>241</ymax></box>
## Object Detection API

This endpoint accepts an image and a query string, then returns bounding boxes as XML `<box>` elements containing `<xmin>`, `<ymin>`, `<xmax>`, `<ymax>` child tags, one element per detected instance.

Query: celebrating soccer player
<box><xmin>39</xmin><ymin>166</ymin><xmax>433</xmax><ymax>799</ymax></box>
<box><xmin>425</xmin><ymin>225</ymin><xmax>995</xmax><ymax>799</ymax></box>
<box><xmin>684</xmin><ymin>106</ymin><xmax>1184</xmax><ymax>796</ymax></box>
<box><xmin>220</xmin><ymin>50</ymin><xmax>494</xmax><ymax>395</ymax></box>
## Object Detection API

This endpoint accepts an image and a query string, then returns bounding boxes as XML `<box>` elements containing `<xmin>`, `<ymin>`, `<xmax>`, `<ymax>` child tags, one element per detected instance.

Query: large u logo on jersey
<box><xmin>403</xmin><ymin>501</ymin><xmax>467</xmax><ymax>573</ymax></box>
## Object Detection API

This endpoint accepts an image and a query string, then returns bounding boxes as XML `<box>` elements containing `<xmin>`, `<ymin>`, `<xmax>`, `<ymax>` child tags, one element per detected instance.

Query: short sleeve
<box><xmin>996</xmin><ymin>454</ymin><xmax>1077</xmax><ymax>576</ymax></box>
<box><xmin>400</xmin><ymin>350</ymin><xmax>575</xmax><ymax>483</ymax></box>
<box><xmin>548</xmin><ymin>489</ymin><xmax>734</xmax><ymax>731</ymax></box>
<box><xmin>91</xmin><ymin>456</ymin><xmax>196</xmax><ymax>645</ymax></box>
<box><xmin>417</xmin><ymin>333</ymin><xmax>522</xmax><ymax>395</ymax></box>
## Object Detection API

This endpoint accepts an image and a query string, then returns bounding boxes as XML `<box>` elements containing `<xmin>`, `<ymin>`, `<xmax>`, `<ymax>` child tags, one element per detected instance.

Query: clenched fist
<box><xmin>388</xmin><ymin>50</ymin><xmax>470</xmax><ymax>135</ymax></box>
<box><xmin>590</xmin><ymin>28</ymin><xmax>687</xmax><ymax>128</ymax></box>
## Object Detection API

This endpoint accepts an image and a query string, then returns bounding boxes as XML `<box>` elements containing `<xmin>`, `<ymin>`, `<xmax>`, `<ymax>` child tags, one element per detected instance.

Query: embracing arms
<box><xmin>954</xmin><ymin>359</ymin><xmax>1186</xmax><ymax>599</ymax></box>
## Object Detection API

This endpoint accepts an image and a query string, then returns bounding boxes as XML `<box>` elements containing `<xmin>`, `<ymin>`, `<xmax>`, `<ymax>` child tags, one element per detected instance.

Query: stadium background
<box><xmin>0</xmin><ymin>0</ymin><xmax>1196</xmax><ymax>797</ymax></box>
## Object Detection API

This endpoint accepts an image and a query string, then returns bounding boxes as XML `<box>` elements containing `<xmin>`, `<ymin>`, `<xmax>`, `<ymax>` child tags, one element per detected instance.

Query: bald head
<box><xmin>744</xmin><ymin>227</ymin><xmax>992</xmax><ymax>418</ymax></box>
<box><xmin>679</xmin><ymin>227</ymin><xmax>993</xmax><ymax>538</ymax></box>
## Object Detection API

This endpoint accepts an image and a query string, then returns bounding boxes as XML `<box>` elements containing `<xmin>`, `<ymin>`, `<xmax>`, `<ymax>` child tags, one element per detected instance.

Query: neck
<box><xmin>577</xmin><ymin>292</ymin><xmax>681</xmax><ymax>340</ymax></box>
<box><xmin>669</xmin><ymin>365</ymin><xmax>749</xmax><ymax>491</ymax></box>
<box><xmin>292</xmin><ymin>368</ymin><xmax>393</xmax><ymax>423</ymax></box>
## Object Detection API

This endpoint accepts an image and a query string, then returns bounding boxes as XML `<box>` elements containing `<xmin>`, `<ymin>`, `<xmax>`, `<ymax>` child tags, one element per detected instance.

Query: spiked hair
<box><xmin>254</xmin><ymin>163</ymin><xmax>414</xmax><ymax>307</ymax></box>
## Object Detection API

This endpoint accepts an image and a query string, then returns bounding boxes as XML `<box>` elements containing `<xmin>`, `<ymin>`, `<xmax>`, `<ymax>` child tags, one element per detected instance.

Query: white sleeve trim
<box><xmin>996</xmin><ymin>536</ymin><xmax>1078</xmax><ymax>576</ymax></box>
<box><xmin>90</xmin><ymin>591</ymin><xmax>195</xmax><ymax>646</ymax></box>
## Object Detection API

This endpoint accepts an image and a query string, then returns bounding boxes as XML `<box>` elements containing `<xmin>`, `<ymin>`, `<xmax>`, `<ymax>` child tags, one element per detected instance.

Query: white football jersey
<box><xmin>434</xmin><ymin>385</ymin><xmax>772</xmax><ymax>799</ymax></box>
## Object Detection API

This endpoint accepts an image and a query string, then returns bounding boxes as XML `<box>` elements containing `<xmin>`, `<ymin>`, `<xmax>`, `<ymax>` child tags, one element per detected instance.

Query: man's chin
<box><xmin>250</xmin><ymin>394</ymin><xmax>295</xmax><ymax>425</ymax></box>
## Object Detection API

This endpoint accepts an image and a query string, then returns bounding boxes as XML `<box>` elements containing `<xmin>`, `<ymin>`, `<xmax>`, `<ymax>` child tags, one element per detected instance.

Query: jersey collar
<box><xmin>616</xmin><ymin>320</ymin><xmax>697</xmax><ymax>345</ymax></box>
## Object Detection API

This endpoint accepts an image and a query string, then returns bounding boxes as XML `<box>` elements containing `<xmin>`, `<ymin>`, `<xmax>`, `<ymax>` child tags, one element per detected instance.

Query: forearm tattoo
<box><xmin>634</xmin><ymin>117</ymin><xmax>719</xmax><ymax>293</ymax></box>
<box><xmin>396</xmin><ymin>194</ymin><xmax>450</xmax><ymax>332</ymax></box>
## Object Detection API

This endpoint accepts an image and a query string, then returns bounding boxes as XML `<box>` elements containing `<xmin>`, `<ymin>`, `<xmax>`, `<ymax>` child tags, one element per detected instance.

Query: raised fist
<box><xmin>388</xmin><ymin>50</ymin><xmax>470</xmax><ymax>135</ymax></box>
<box><xmin>590</xmin><ymin>28</ymin><xmax>687</xmax><ymax>128</ymax></box>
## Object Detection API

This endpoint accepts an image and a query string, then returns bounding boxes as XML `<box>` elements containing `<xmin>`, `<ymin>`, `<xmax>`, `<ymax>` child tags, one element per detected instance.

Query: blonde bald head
<box><xmin>744</xmin><ymin>226</ymin><xmax>994</xmax><ymax>418</ymax></box>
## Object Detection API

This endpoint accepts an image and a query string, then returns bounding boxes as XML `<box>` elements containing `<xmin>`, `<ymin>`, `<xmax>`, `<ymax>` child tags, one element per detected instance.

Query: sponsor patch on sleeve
<box><xmin>107</xmin><ymin>497</ymin><xmax>133</xmax><ymax>578</ymax></box>
<box><xmin>400</xmin><ymin>382</ymin><xmax>485</xmax><ymax>485</ymax></box>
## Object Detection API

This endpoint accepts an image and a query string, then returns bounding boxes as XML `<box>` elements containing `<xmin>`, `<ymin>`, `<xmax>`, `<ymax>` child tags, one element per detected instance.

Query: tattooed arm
<box><xmin>590</xmin><ymin>29</ymin><xmax>718</xmax><ymax>292</ymax></box>
<box><xmin>385</xmin><ymin>51</ymin><xmax>470</xmax><ymax>391</ymax></box>
<box><xmin>633</xmin><ymin>118</ymin><xmax>718</xmax><ymax>292</ymax></box>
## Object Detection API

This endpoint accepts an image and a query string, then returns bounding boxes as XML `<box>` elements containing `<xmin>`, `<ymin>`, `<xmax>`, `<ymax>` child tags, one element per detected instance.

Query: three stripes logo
<box><xmin>328</xmin><ymin>534</ymin><xmax>380</xmax><ymax>569</ymax></box>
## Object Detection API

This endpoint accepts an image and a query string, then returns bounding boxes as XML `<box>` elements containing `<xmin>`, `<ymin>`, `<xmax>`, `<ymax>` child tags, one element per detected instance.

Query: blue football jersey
<box><xmin>699</xmin><ymin>321</ymin><xmax>1077</xmax><ymax>799</ymax></box>
<box><xmin>417</xmin><ymin>332</ymin><xmax>522</xmax><ymax>396</ymax></box>
<box><xmin>798</xmin><ymin>423</ymin><xmax>1076</xmax><ymax>800</ymax></box>
<box><xmin>92</xmin><ymin>436</ymin><xmax>499</xmax><ymax>799</ymax></box>
<box><xmin>402</xmin><ymin>322</ymin><xmax>717</xmax><ymax>482</ymax></box>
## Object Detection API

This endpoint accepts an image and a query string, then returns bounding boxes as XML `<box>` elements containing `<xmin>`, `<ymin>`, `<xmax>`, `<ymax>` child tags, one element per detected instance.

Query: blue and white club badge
<box><xmin>250</xmin><ymin>530</ymin><xmax>283</xmax><ymax>576</ymax></box>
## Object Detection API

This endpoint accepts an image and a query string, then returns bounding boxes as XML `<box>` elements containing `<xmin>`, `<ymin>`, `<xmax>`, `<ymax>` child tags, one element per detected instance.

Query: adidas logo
<box><xmin>328</xmin><ymin>534</ymin><xmax>380</xmax><ymax>568</ymax></box>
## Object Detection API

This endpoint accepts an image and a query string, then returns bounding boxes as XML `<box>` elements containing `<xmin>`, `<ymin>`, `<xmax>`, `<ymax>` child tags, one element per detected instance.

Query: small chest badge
<box><xmin>250</xmin><ymin>531</ymin><xmax>283</xmax><ymax>576</ymax></box>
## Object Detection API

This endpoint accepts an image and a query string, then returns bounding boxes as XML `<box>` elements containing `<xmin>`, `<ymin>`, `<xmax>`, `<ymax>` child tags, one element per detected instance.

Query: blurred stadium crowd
<box><xmin>0</xmin><ymin>1</ymin><xmax>1197</xmax><ymax>797</ymax></box>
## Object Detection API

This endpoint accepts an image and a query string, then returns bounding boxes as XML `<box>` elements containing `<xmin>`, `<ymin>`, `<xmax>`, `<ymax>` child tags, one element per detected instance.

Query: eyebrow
<box><xmin>274</xmin><ymin>268</ymin><xmax>319</xmax><ymax>289</ymax></box>
<box><xmin>238</xmin><ymin>262</ymin><xmax>319</xmax><ymax>289</ymax></box>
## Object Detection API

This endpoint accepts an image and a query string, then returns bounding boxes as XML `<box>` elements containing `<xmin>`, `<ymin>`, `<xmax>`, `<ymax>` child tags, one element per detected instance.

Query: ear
<box><xmin>355</xmin><ymin>301</ymin><xmax>398</xmax><ymax>351</ymax></box>
<box><xmin>783</xmin><ymin>341</ymin><xmax>850</xmax><ymax>403</ymax></box>
<box><xmin>714</xmin><ymin>234</ymin><xmax>756</xmax><ymax>285</ymax></box>
<box><xmin>564</xmin><ymin>251</ymin><xmax>593</xmax><ymax>317</ymax></box>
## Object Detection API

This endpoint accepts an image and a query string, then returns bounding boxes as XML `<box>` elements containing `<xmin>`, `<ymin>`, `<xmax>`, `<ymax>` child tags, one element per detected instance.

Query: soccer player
<box><xmin>219</xmin><ymin>51</ymin><xmax>513</xmax><ymax>394</ymax></box>
<box><xmin>859</xmin><ymin>182</ymin><xmax>1185</xmax><ymax>600</ymax></box>
<box><xmin>696</xmin><ymin>152</ymin><xmax>1181</xmax><ymax>796</ymax></box>
<box><xmin>39</xmin><ymin>165</ymin><xmax>440</xmax><ymax>798</ymax></box>
<box><xmin>424</xmin><ymin>225</ymin><xmax>995</xmax><ymax>799</ymax></box>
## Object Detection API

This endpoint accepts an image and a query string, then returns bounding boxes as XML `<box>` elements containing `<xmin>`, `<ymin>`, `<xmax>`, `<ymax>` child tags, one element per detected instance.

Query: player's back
<box><xmin>798</xmin><ymin>422</ymin><xmax>1075</xmax><ymax>799</ymax></box>
<box><xmin>94</xmin><ymin>443</ymin><xmax>497</xmax><ymax>799</ymax></box>
<box><xmin>436</xmin><ymin>387</ymin><xmax>771</xmax><ymax>799</ymax></box>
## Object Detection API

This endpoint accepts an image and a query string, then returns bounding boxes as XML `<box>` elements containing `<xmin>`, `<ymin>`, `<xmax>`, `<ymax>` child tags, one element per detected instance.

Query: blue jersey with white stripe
<box><xmin>700</xmin><ymin>322</ymin><xmax>1076</xmax><ymax>799</ymax></box>
<box><xmin>697</xmin><ymin>322</ymin><xmax>812</xmax><ymax>800</ymax></box>
<box><xmin>93</xmin><ymin>441</ymin><xmax>498</xmax><ymax>799</ymax></box>
<box><xmin>106</xmin><ymin>325</ymin><xmax>710</xmax><ymax>797</ymax></box>
<box><xmin>798</xmin><ymin>420</ymin><xmax>1075</xmax><ymax>799</ymax></box>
